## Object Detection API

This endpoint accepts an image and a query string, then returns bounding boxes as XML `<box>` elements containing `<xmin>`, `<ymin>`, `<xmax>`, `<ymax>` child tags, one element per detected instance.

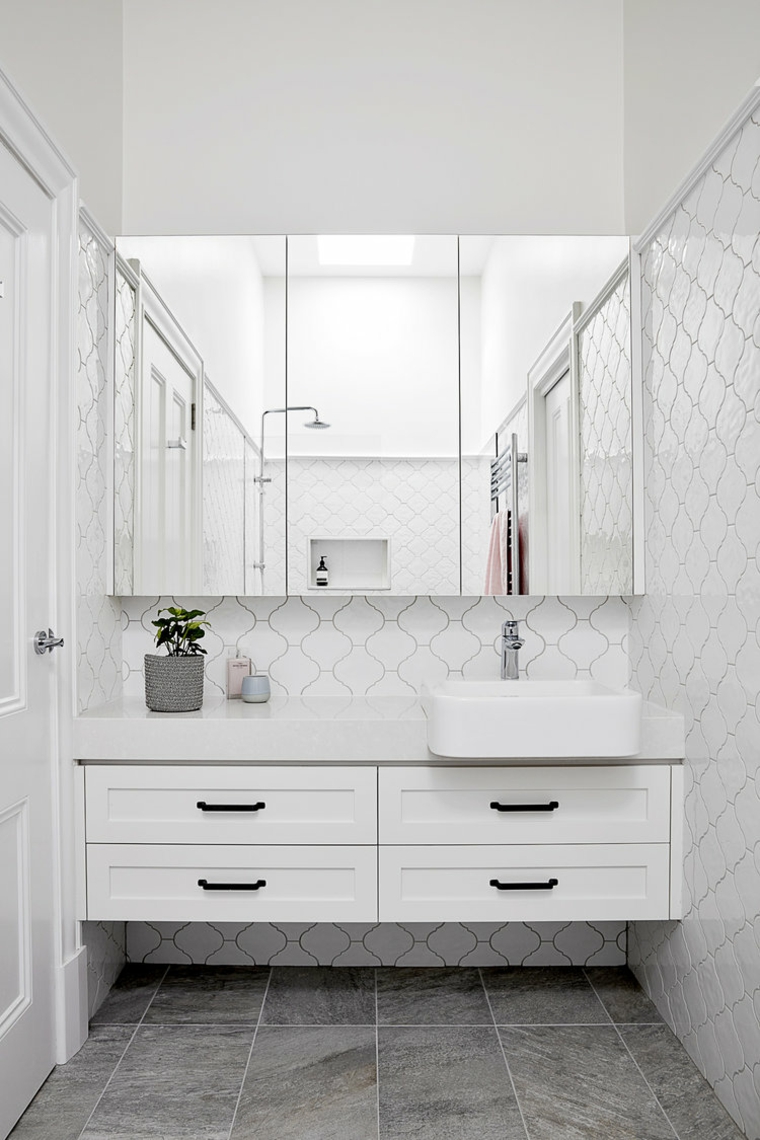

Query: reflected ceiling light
<box><xmin>317</xmin><ymin>235</ymin><xmax>416</xmax><ymax>266</ymax></box>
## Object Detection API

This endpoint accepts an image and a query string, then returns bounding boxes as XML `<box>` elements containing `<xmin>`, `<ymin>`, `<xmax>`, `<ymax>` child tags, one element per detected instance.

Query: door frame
<box><xmin>0</xmin><ymin>67</ymin><xmax>85</xmax><ymax>1063</ymax></box>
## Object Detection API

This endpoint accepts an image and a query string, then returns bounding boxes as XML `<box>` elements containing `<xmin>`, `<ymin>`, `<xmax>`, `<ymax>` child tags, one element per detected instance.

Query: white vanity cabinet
<box><xmin>81</xmin><ymin>761</ymin><xmax>683</xmax><ymax>924</ymax></box>
<box><xmin>378</xmin><ymin>765</ymin><xmax>681</xmax><ymax>922</ymax></box>
<box><xmin>83</xmin><ymin>766</ymin><xmax>378</xmax><ymax>922</ymax></box>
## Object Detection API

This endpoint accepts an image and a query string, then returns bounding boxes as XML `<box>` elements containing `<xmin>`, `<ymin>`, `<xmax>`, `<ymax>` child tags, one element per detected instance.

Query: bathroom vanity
<box><xmin>74</xmin><ymin>697</ymin><xmax>684</xmax><ymax>926</ymax></box>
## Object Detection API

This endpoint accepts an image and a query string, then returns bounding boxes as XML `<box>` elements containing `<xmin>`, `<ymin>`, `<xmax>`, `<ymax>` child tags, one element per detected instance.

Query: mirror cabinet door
<box><xmin>113</xmin><ymin>236</ymin><xmax>287</xmax><ymax>596</ymax></box>
<box><xmin>286</xmin><ymin>235</ymin><xmax>461</xmax><ymax>596</ymax></box>
<box><xmin>111</xmin><ymin>233</ymin><xmax>636</xmax><ymax>598</ymax></box>
<box><xmin>459</xmin><ymin>236</ymin><xmax>633</xmax><ymax>597</ymax></box>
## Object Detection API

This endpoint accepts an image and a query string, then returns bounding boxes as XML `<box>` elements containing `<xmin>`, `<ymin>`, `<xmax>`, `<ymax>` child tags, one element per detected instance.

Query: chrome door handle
<box><xmin>34</xmin><ymin>628</ymin><xmax>65</xmax><ymax>655</ymax></box>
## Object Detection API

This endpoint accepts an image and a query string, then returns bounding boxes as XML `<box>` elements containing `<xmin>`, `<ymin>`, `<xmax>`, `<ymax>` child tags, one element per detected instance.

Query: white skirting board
<box><xmin>55</xmin><ymin>946</ymin><xmax>88</xmax><ymax>1064</ymax></box>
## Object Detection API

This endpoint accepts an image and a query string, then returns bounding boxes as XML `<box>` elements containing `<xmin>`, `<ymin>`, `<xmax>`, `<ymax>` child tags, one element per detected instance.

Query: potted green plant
<box><xmin>144</xmin><ymin>606</ymin><xmax>210</xmax><ymax>712</ymax></box>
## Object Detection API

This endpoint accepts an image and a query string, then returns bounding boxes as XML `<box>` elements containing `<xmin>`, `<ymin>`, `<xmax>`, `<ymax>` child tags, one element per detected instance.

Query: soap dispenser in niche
<box><xmin>316</xmin><ymin>556</ymin><xmax>329</xmax><ymax>587</ymax></box>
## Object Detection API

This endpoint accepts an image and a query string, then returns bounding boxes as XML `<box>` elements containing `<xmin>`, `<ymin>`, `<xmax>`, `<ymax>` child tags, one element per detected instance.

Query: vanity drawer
<box><xmin>86</xmin><ymin>843</ymin><xmax>378</xmax><ymax>922</ymax></box>
<box><xmin>379</xmin><ymin>766</ymin><xmax>671</xmax><ymax>845</ymax></box>
<box><xmin>84</xmin><ymin>766</ymin><xmax>377</xmax><ymax>845</ymax></box>
<box><xmin>379</xmin><ymin>843</ymin><xmax>671</xmax><ymax>922</ymax></box>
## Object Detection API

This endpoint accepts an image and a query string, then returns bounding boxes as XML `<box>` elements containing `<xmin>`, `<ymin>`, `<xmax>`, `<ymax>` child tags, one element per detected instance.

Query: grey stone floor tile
<box><xmin>80</xmin><ymin>1024</ymin><xmax>252</xmax><ymax>1140</ymax></box>
<box><xmin>261</xmin><ymin>966</ymin><xmax>376</xmax><ymax>1024</ymax></box>
<box><xmin>482</xmin><ymin>967</ymin><xmax>610</xmax><ymax>1024</ymax></box>
<box><xmin>143</xmin><ymin>965</ymin><xmax>270</xmax><ymax>1024</ymax></box>
<box><xmin>499</xmin><ymin>1024</ymin><xmax>674</xmax><ymax>1140</ymax></box>
<box><xmin>621</xmin><ymin>1024</ymin><xmax>746</xmax><ymax>1139</ymax></box>
<box><xmin>378</xmin><ymin>1025</ymin><xmax>527</xmax><ymax>1140</ymax></box>
<box><xmin>377</xmin><ymin>967</ymin><xmax>492</xmax><ymax>1025</ymax></box>
<box><xmin>9</xmin><ymin>1026</ymin><xmax>133</xmax><ymax>1140</ymax></box>
<box><xmin>230</xmin><ymin>1026</ymin><xmax>377</xmax><ymax>1140</ymax></box>
<box><xmin>584</xmin><ymin>967</ymin><xmax>664</xmax><ymax>1024</ymax></box>
<box><xmin>90</xmin><ymin>965</ymin><xmax>166</xmax><ymax>1025</ymax></box>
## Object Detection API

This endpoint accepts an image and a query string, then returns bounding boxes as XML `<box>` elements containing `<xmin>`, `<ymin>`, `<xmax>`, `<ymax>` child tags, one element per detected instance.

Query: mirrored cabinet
<box><xmin>112</xmin><ymin>233</ymin><xmax>637</xmax><ymax>598</ymax></box>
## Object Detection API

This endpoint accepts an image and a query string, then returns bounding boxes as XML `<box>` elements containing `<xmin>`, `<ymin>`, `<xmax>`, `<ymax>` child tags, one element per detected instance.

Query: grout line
<box><xmin>225</xmin><ymin>967</ymin><xmax>273</xmax><ymax>1140</ymax></box>
<box><xmin>582</xmin><ymin>970</ymin><xmax>680</xmax><ymax>1140</ymax></box>
<box><xmin>244</xmin><ymin>1026</ymin><xmax>378</xmax><ymax>1035</ymax></box>
<box><xmin>76</xmin><ymin>965</ymin><xmax>170</xmax><ymax>1138</ymax></box>
<box><xmin>96</xmin><ymin>1026</ymin><xmax>263</xmax><ymax>1035</ymax></box>
<box><xmin>579</xmin><ymin>967</ymin><xmax>615</xmax><ymax>1024</ymax></box>
<box><xmin>94</xmin><ymin>1019</ymin><xmax>672</xmax><ymax>1029</ymax></box>
<box><xmin>478</xmin><ymin>968</ymin><xmax>532</xmax><ymax>1140</ymax></box>
<box><xmin>375</xmin><ymin>968</ymin><xmax>381</xmax><ymax>1140</ymax></box>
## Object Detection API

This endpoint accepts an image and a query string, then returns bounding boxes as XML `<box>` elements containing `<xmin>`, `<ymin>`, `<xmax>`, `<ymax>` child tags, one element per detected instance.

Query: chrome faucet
<box><xmin>501</xmin><ymin>620</ymin><xmax>524</xmax><ymax>680</ymax></box>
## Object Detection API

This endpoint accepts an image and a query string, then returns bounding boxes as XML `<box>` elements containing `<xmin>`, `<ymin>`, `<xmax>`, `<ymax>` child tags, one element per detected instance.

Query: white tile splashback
<box><xmin>121</xmin><ymin>594</ymin><xmax>631</xmax><ymax>699</ymax></box>
<box><xmin>628</xmin><ymin>106</ymin><xmax>760</xmax><ymax>1139</ymax></box>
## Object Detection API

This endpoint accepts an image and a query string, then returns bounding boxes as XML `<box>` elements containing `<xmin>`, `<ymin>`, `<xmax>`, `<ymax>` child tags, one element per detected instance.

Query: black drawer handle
<box><xmin>196</xmin><ymin>801</ymin><xmax>266</xmax><ymax>812</ymax></box>
<box><xmin>197</xmin><ymin>878</ymin><xmax>267</xmax><ymax>891</ymax></box>
<box><xmin>490</xmin><ymin>800</ymin><xmax>559</xmax><ymax>813</ymax></box>
<box><xmin>490</xmin><ymin>877</ymin><xmax>559</xmax><ymax>891</ymax></box>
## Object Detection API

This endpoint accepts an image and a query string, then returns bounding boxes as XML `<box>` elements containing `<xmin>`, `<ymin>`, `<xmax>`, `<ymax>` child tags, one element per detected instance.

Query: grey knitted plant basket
<box><xmin>144</xmin><ymin>654</ymin><xmax>205</xmax><ymax>712</ymax></box>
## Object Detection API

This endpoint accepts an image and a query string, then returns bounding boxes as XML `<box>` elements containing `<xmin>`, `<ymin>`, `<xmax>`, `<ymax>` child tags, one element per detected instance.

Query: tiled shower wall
<box><xmin>628</xmin><ymin>105</ymin><xmax>760</xmax><ymax>1138</ymax></box>
<box><xmin>202</xmin><ymin>385</ymin><xmax>259</xmax><ymax>594</ymax></box>
<box><xmin>122</xmin><ymin>592</ymin><xmax>629</xmax><ymax>967</ymax></box>
<box><xmin>287</xmin><ymin>457</ymin><xmax>460</xmax><ymax>595</ymax></box>
<box><xmin>76</xmin><ymin>212</ymin><xmax>126</xmax><ymax>1016</ymax></box>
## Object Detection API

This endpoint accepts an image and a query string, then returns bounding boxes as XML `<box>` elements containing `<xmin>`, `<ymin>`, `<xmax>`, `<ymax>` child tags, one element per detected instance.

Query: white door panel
<box><xmin>0</xmin><ymin>138</ymin><xmax>57</xmax><ymax>1137</ymax></box>
<box><xmin>138</xmin><ymin>319</ymin><xmax>195</xmax><ymax>592</ymax></box>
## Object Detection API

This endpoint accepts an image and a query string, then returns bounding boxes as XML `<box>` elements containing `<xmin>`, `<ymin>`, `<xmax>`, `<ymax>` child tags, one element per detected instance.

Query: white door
<box><xmin>543</xmin><ymin>369</ymin><xmax>574</xmax><ymax>593</ymax></box>
<box><xmin>0</xmin><ymin>142</ymin><xmax>58</xmax><ymax>1135</ymax></box>
<box><xmin>136</xmin><ymin>281</ymin><xmax>201</xmax><ymax>594</ymax></box>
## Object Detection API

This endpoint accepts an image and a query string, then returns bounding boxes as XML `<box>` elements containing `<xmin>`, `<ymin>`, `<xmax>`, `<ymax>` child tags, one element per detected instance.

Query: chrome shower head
<box><xmin>305</xmin><ymin>416</ymin><xmax>330</xmax><ymax>429</ymax></box>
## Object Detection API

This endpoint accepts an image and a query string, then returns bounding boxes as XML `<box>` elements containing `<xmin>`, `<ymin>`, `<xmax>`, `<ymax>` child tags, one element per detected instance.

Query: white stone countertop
<box><xmin>74</xmin><ymin>694</ymin><xmax>685</xmax><ymax>764</ymax></box>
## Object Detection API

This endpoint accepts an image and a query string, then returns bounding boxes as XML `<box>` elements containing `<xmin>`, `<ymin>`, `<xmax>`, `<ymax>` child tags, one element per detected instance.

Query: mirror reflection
<box><xmin>286</xmin><ymin>235</ymin><xmax>459</xmax><ymax>594</ymax></box>
<box><xmin>459</xmin><ymin>236</ymin><xmax>632</xmax><ymax>595</ymax></box>
<box><xmin>114</xmin><ymin>235</ymin><xmax>286</xmax><ymax>596</ymax></box>
<box><xmin>112</xmin><ymin>234</ymin><xmax>635</xmax><ymax>598</ymax></box>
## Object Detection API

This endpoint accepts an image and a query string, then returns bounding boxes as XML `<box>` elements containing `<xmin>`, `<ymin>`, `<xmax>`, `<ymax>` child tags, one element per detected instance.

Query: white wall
<box><xmin>476</xmin><ymin>236</ymin><xmax>628</xmax><ymax>443</ymax></box>
<box><xmin>288</xmin><ymin>277</ymin><xmax>459</xmax><ymax>457</ymax></box>
<box><xmin>623</xmin><ymin>0</ymin><xmax>760</xmax><ymax>233</ymax></box>
<box><xmin>0</xmin><ymin>0</ymin><xmax>123</xmax><ymax>235</ymax></box>
<box><xmin>121</xmin><ymin>0</ymin><xmax>625</xmax><ymax>235</ymax></box>
<box><xmin>4</xmin><ymin>2</ymin><xmax>760</xmax><ymax>248</ymax></box>
<box><xmin>116</xmin><ymin>236</ymin><xmax>276</xmax><ymax>438</ymax></box>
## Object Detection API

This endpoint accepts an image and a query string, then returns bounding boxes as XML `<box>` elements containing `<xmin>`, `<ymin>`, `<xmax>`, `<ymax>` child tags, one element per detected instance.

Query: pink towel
<box><xmin>484</xmin><ymin>511</ymin><xmax>510</xmax><ymax>595</ymax></box>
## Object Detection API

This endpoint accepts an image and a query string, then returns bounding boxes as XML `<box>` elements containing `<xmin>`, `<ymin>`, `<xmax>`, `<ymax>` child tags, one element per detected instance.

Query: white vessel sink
<box><xmin>422</xmin><ymin>679</ymin><xmax>642</xmax><ymax>759</ymax></box>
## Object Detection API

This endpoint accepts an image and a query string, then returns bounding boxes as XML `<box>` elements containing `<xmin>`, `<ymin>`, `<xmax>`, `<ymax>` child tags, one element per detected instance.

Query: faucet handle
<box><xmin>502</xmin><ymin>619</ymin><xmax>519</xmax><ymax>636</ymax></box>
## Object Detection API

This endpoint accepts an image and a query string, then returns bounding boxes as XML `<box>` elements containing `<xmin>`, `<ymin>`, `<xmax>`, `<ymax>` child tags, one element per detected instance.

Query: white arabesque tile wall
<box><xmin>76</xmin><ymin>215</ymin><xmax>122</xmax><ymax>712</ymax></box>
<box><xmin>122</xmin><ymin>592</ymin><xmax>629</xmax><ymax>968</ymax></box>
<box><xmin>76</xmin><ymin>212</ymin><xmax>127</xmax><ymax>1016</ymax></box>
<box><xmin>628</xmin><ymin>103</ymin><xmax>760</xmax><ymax>1139</ymax></box>
<box><xmin>579</xmin><ymin>269</ymin><xmax>633</xmax><ymax>594</ymax></box>
<box><xmin>113</xmin><ymin>259</ymin><xmax>137</xmax><ymax>596</ymax></box>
